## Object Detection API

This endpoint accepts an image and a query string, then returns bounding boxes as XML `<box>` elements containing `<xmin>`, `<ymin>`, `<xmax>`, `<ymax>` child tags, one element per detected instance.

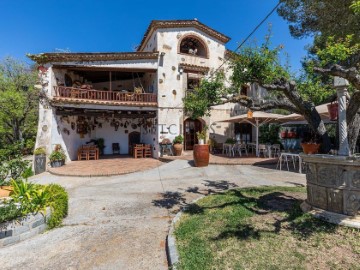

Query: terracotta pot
<box><xmin>280</xmin><ymin>131</ymin><xmax>287</xmax><ymax>139</ymax></box>
<box><xmin>0</xmin><ymin>186</ymin><xmax>13</xmax><ymax>197</ymax></box>
<box><xmin>301</xmin><ymin>143</ymin><xmax>320</xmax><ymax>154</ymax></box>
<box><xmin>173</xmin><ymin>143</ymin><xmax>183</xmax><ymax>156</ymax></box>
<box><xmin>327</xmin><ymin>103</ymin><xmax>338</xmax><ymax>121</ymax></box>
<box><xmin>193</xmin><ymin>144</ymin><xmax>209</xmax><ymax>167</ymax></box>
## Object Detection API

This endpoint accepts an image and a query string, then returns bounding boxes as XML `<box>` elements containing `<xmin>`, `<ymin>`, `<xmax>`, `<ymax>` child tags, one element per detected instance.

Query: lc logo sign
<box><xmin>158</xmin><ymin>124</ymin><xmax>177</xmax><ymax>135</ymax></box>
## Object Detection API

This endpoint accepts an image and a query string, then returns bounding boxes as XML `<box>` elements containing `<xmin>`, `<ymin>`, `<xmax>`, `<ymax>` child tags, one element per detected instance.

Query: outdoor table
<box><xmin>278</xmin><ymin>152</ymin><xmax>302</xmax><ymax>173</ymax></box>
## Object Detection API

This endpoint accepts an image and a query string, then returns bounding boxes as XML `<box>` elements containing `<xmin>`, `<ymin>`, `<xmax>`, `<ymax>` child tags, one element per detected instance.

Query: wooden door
<box><xmin>184</xmin><ymin>119</ymin><xmax>202</xmax><ymax>150</ymax></box>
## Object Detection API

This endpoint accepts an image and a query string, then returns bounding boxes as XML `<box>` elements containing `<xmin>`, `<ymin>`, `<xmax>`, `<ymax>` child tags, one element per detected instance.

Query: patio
<box><xmin>48</xmin><ymin>155</ymin><xmax>163</xmax><ymax>177</ymax></box>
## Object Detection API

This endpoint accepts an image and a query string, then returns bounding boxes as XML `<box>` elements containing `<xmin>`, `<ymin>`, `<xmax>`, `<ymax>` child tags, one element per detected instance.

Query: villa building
<box><xmin>29</xmin><ymin>19</ymin><xmax>264</xmax><ymax>160</ymax></box>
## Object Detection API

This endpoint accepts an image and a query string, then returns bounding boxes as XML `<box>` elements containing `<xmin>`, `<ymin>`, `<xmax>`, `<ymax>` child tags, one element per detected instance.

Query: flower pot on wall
<box><xmin>34</xmin><ymin>154</ymin><xmax>46</xmax><ymax>175</ymax></box>
<box><xmin>173</xmin><ymin>143</ymin><xmax>183</xmax><ymax>156</ymax></box>
<box><xmin>301</xmin><ymin>143</ymin><xmax>320</xmax><ymax>154</ymax></box>
<box><xmin>0</xmin><ymin>186</ymin><xmax>13</xmax><ymax>197</ymax></box>
<box><xmin>193</xmin><ymin>144</ymin><xmax>209</xmax><ymax>167</ymax></box>
<box><xmin>280</xmin><ymin>131</ymin><xmax>287</xmax><ymax>139</ymax></box>
<box><xmin>50</xmin><ymin>160</ymin><xmax>65</xmax><ymax>168</ymax></box>
<box><xmin>327</xmin><ymin>103</ymin><xmax>338</xmax><ymax>121</ymax></box>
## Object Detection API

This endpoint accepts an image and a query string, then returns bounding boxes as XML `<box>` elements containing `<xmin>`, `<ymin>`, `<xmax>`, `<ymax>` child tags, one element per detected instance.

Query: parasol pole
<box><xmin>255</xmin><ymin>119</ymin><xmax>259</xmax><ymax>157</ymax></box>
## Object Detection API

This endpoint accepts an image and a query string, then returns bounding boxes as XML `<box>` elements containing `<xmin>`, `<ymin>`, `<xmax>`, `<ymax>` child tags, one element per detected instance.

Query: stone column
<box><xmin>334</xmin><ymin>77</ymin><xmax>350</xmax><ymax>156</ymax></box>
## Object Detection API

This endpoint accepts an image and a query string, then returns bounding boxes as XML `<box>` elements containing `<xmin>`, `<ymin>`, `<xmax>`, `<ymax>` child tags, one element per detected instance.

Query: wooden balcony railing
<box><xmin>53</xmin><ymin>86</ymin><xmax>157</xmax><ymax>104</ymax></box>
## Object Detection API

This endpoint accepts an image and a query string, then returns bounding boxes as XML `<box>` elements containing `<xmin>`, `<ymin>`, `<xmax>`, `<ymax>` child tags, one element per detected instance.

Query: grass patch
<box><xmin>174</xmin><ymin>186</ymin><xmax>360</xmax><ymax>270</ymax></box>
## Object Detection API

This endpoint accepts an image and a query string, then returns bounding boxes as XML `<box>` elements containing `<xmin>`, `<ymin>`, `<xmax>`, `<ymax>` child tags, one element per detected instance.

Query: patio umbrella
<box><xmin>277</xmin><ymin>102</ymin><xmax>331</xmax><ymax>123</ymax></box>
<box><xmin>219</xmin><ymin>111</ymin><xmax>285</xmax><ymax>157</ymax></box>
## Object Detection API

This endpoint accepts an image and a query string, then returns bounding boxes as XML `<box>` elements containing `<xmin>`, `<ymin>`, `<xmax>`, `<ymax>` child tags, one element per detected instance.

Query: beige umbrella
<box><xmin>219</xmin><ymin>111</ymin><xmax>285</xmax><ymax>156</ymax></box>
<box><xmin>277</xmin><ymin>103</ymin><xmax>331</xmax><ymax>122</ymax></box>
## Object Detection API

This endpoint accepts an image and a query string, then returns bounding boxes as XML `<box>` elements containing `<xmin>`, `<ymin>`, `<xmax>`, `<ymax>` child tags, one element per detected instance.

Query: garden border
<box><xmin>0</xmin><ymin>207</ymin><xmax>51</xmax><ymax>247</ymax></box>
<box><xmin>166</xmin><ymin>196</ymin><xmax>204</xmax><ymax>269</ymax></box>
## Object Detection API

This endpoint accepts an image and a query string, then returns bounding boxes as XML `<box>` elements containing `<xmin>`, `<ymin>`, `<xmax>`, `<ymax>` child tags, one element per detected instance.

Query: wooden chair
<box><xmin>143</xmin><ymin>144</ymin><xmax>152</xmax><ymax>158</ymax></box>
<box><xmin>78</xmin><ymin>149</ymin><xmax>88</xmax><ymax>160</ymax></box>
<box><xmin>88</xmin><ymin>148</ymin><xmax>98</xmax><ymax>160</ymax></box>
<box><xmin>133</xmin><ymin>144</ymin><xmax>144</xmax><ymax>158</ymax></box>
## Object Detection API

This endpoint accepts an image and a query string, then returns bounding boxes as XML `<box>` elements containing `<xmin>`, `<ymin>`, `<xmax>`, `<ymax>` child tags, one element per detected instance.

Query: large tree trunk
<box><xmin>348</xmin><ymin>112</ymin><xmax>360</xmax><ymax>153</ymax></box>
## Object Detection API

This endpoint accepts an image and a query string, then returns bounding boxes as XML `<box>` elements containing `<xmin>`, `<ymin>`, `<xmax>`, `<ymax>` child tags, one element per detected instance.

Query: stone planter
<box><xmin>301</xmin><ymin>143</ymin><xmax>320</xmax><ymax>154</ymax></box>
<box><xmin>173</xmin><ymin>143</ymin><xmax>183</xmax><ymax>156</ymax></box>
<box><xmin>50</xmin><ymin>160</ymin><xmax>65</xmax><ymax>168</ymax></box>
<box><xmin>34</xmin><ymin>154</ymin><xmax>46</xmax><ymax>175</ymax></box>
<box><xmin>193</xmin><ymin>144</ymin><xmax>209</xmax><ymax>167</ymax></box>
<box><xmin>301</xmin><ymin>154</ymin><xmax>360</xmax><ymax>216</ymax></box>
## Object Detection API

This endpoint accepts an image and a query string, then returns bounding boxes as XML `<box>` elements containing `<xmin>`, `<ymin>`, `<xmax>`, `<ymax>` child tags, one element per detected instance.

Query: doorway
<box><xmin>184</xmin><ymin>119</ymin><xmax>203</xmax><ymax>150</ymax></box>
<box><xmin>234</xmin><ymin>123</ymin><xmax>252</xmax><ymax>143</ymax></box>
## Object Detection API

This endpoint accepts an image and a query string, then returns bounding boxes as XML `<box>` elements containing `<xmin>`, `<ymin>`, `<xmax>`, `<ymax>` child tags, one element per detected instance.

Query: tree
<box><xmin>184</xmin><ymin>1</ymin><xmax>360</xmax><ymax>154</ymax></box>
<box><xmin>0</xmin><ymin>57</ymin><xmax>38</xmax><ymax>151</ymax></box>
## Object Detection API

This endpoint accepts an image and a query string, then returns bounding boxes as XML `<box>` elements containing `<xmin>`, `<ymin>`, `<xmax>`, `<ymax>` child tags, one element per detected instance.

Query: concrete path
<box><xmin>0</xmin><ymin>161</ymin><xmax>305</xmax><ymax>270</ymax></box>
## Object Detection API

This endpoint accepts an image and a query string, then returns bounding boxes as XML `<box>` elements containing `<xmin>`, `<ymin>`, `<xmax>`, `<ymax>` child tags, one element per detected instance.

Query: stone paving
<box><xmin>0</xmin><ymin>160</ymin><xmax>306</xmax><ymax>270</ymax></box>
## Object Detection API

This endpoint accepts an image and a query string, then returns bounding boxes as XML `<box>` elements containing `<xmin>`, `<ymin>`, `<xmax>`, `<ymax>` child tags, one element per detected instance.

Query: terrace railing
<box><xmin>53</xmin><ymin>86</ymin><xmax>157</xmax><ymax>104</ymax></box>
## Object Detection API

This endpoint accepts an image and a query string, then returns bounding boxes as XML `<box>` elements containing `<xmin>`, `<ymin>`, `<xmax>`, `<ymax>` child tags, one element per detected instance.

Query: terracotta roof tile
<box><xmin>27</xmin><ymin>52</ymin><xmax>159</xmax><ymax>64</ymax></box>
<box><xmin>138</xmin><ymin>20</ymin><xmax>231</xmax><ymax>51</ymax></box>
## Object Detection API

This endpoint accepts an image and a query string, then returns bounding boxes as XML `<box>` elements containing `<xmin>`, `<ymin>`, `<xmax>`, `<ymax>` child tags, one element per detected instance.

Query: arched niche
<box><xmin>178</xmin><ymin>34</ymin><xmax>209</xmax><ymax>58</ymax></box>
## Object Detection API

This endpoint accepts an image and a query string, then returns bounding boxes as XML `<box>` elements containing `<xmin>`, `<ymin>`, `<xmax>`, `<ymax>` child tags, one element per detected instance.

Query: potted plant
<box><xmin>301</xmin><ymin>132</ymin><xmax>321</xmax><ymax>154</ymax></box>
<box><xmin>196</xmin><ymin>129</ymin><xmax>207</xmax><ymax>145</ymax></box>
<box><xmin>173</xmin><ymin>135</ymin><xmax>184</xmax><ymax>156</ymax></box>
<box><xmin>34</xmin><ymin>147</ymin><xmax>46</xmax><ymax>175</ymax></box>
<box><xmin>193</xmin><ymin>126</ymin><xmax>209</xmax><ymax>167</ymax></box>
<box><xmin>49</xmin><ymin>146</ymin><xmax>66</xmax><ymax>167</ymax></box>
<box><xmin>327</xmin><ymin>102</ymin><xmax>338</xmax><ymax>121</ymax></box>
<box><xmin>280</xmin><ymin>128</ymin><xmax>288</xmax><ymax>139</ymax></box>
<box><xmin>95</xmin><ymin>138</ymin><xmax>105</xmax><ymax>155</ymax></box>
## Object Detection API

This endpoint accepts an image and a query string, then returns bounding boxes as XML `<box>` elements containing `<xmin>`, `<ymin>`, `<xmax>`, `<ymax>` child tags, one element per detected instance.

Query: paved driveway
<box><xmin>0</xmin><ymin>161</ymin><xmax>305</xmax><ymax>270</ymax></box>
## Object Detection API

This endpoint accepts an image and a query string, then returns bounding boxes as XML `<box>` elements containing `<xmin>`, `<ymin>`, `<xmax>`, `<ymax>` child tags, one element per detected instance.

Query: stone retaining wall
<box><xmin>0</xmin><ymin>208</ymin><xmax>51</xmax><ymax>247</ymax></box>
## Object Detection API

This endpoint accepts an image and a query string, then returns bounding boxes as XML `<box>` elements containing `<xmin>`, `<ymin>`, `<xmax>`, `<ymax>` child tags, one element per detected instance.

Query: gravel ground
<box><xmin>0</xmin><ymin>160</ymin><xmax>305</xmax><ymax>270</ymax></box>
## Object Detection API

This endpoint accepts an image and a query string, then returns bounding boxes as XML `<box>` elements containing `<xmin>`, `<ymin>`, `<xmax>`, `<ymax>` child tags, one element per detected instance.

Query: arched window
<box><xmin>179</xmin><ymin>35</ymin><xmax>208</xmax><ymax>58</ymax></box>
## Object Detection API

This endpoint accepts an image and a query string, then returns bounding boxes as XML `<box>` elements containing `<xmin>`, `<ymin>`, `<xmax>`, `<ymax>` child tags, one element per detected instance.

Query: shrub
<box><xmin>0</xmin><ymin>202</ymin><xmax>22</xmax><ymax>223</ymax></box>
<box><xmin>9</xmin><ymin>180</ymin><xmax>68</xmax><ymax>229</ymax></box>
<box><xmin>34</xmin><ymin>147</ymin><xmax>46</xmax><ymax>155</ymax></box>
<box><xmin>173</xmin><ymin>135</ymin><xmax>184</xmax><ymax>144</ymax></box>
<box><xmin>49</xmin><ymin>146</ymin><xmax>66</xmax><ymax>162</ymax></box>
<box><xmin>46</xmin><ymin>184</ymin><xmax>68</xmax><ymax>229</ymax></box>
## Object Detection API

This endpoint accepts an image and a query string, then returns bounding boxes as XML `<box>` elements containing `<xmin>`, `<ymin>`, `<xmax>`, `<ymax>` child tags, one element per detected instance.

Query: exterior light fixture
<box><xmin>247</xmin><ymin>110</ymin><xmax>253</xmax><ymax>119</ymax></box>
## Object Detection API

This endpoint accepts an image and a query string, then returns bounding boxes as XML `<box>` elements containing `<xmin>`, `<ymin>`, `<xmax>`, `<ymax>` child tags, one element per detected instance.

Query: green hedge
<box><xmin>46</xmin><ymin>184</ymin><xmax>68</xmax><ymax>229</ymax></box>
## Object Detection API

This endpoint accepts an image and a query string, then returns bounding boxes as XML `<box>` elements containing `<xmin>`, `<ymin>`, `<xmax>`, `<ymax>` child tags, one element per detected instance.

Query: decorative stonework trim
<box><xmin>0</xmin><ymin>208</ymin><xmax>51</xmax><ymax>248</ymax></box>
<box><xmin>139</xmin><ymin>20</ymin><xmax>231</xmax><ymax>51</ymax></box>
<box><xmin>27</xmin><ymin>52</ymin><xmax>159</xmax><ymax>64</ymax></box>
<box><xmin>179</xmin><ymin>63</ymin><xmax>210</xmax><ymax>73</ymax></box>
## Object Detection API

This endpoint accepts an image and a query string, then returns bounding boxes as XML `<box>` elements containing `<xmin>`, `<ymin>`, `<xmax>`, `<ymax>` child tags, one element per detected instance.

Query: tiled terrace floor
<box><xmin>48</xmin><ymin>155</ymin><xmax>163</xmax><ymax>177</ymax></box>
<box><xmin>48</xmin><ymin>152</ymin><xmax>278</xmax><ymax>177</ymax></box>
<box><xmin>160</xmin><ymin>151</ymin><xmax>278</xmax><ymax>165</ymax></box>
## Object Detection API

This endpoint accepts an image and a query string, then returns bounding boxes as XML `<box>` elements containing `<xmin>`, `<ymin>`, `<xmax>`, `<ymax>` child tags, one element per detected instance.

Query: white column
<box><xmin>337</xmin><ymin>88</ymin><xmax>350</xmax><ymax>156</ymax></box>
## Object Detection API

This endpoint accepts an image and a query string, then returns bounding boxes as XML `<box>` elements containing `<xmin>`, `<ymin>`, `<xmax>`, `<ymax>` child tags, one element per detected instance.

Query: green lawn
<box><xmin>174</xmin><ymin>186</ymin><xmax>360</xmax><ymax>270</ymax></box>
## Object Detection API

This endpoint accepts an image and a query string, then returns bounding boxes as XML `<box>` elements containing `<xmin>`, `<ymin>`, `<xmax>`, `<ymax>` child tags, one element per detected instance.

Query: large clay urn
<box><xmin>193</xmin><ymin>144</ymin><xmax>209</xmax><ymax>167</ymax></box>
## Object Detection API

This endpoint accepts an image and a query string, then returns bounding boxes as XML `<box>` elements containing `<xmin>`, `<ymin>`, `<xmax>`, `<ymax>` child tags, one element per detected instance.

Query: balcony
<box><xmin>53</xmin><ymin>86</ymin><xmax>157</xmax><ymax>107</ymax></box>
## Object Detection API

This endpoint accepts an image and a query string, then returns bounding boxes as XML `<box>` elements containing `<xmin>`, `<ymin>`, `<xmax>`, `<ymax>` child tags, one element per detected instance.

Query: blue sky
<box><xmin>0</xmin><ymin>0</ymin><xmax>312</xmax><ymax>73</ymax></box>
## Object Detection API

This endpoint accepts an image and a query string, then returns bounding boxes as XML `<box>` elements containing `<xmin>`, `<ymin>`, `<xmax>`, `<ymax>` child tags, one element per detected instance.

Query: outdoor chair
<box><xmin>271</xmin><ymin>144</ymin><xmax>281</xmax><ymax>157</ymax></box>
<box><xmin>133</xmin><ymin>144</ymin><xmax>144</xmax><ymax>158</ymax></box>
<box><xmin>143</xmin><ymin>144</ymin><xmax>152</xmax><ymax>158</ymax></box>
<box><xmin>112</xmin><ymin>143</ymin><xmax>120</xmax><ymax>155</ymax></box>
<box><xmin>88</xmin><ymin>148</ymin><xmax>98</xmax><ymax>160</ymax></box>
<box><xmin>235</xmin><ymin>143</ymin><xmax>248</xmax><ymax>157</ymax></box>
<box><xmin>258</xmin><ymin>144</ymin><xmax>267</xmax><ymax>157</ymax></box>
